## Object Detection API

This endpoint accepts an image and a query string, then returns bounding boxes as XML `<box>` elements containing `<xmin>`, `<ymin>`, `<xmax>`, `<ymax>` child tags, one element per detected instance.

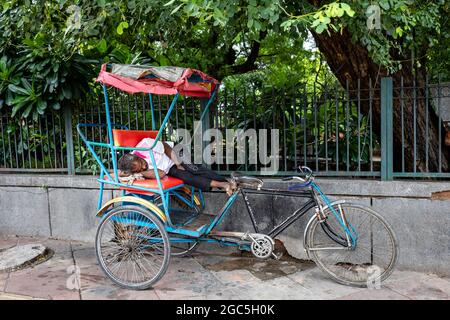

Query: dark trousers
<box><xmin>168</xmin><ymin>163</ymin><xmax>227</xmax><ymax>191</ymax></box>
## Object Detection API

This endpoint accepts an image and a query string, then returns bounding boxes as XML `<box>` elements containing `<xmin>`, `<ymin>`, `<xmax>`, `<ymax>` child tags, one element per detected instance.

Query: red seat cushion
<box><xmin>112</xmin><ymin>129</ymin><xmax>158</xmax><ymax>147</ymax></box>
<box><xmin>110</xmin><ymin>129</ymin><xmax>184</xmax><ymax>195</ymax></box>
<box><xmin>105</xmin><ymin>175</ymin><xmax>184</xmax><ymax>195</ymax></box>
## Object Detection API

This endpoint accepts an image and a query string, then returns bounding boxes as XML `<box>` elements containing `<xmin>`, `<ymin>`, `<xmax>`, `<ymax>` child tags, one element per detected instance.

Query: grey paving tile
<box><xmin>385</xmin><ymin>272</ymin><xmax>450</xmax><ymax>300</ymax></box>
<box><xmin>287</xmin><ymin>267</ymin><xmax>362</xmax><ymax>299</ymax></box>
<box><xmin>336</xmin><ymin>288</ymin><xmax>410</xmax><ymax>300</ymax></box>
<box><xmin>5</xmin><ymin>261</ymin><xmax>79</xmax><ymax>300</ymax></box>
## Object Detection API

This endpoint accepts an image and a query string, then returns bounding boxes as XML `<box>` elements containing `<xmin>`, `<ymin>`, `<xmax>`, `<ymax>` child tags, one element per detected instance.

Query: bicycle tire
<box><xmin>95</xmin><ymin>205</ymin><xmax>171</xmax><ymax>290</ymax></box>
<box><xmin>305</xmin><ymin>203</ymin><xmax>398</xmax><ymax>287</ymax></box>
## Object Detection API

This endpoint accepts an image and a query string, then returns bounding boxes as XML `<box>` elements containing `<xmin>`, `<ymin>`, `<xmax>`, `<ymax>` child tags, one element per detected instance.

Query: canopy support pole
<box><xmin>103</xmin><ymin>85</ymin><xmax>119</xmax><ymax>182</ymax></box>
<box><xmin>149</xmin><ymin>94</ymin><xmax>156</xmax><ymax>130</ymax></box>
<box><xmin>193</xmin><ymin>87</ymin><xmax>218</xmax><ymax>137</ymax></box>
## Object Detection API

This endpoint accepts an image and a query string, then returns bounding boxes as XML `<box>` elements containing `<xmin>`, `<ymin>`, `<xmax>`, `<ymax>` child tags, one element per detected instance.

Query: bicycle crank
<box><xmin>208</xmin><ymin>231</ymin><xmax>277</xmax><ymax>259</ymax></box>
<box><xmin>245</xmin><ymin>233</ymin><xmax>275</xmax><ymax>259</ymax></box>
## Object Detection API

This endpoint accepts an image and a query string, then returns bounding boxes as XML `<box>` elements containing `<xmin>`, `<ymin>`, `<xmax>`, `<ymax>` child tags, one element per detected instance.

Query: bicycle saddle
<box><xmin>230</xmin><ymin>172</ymin><xmax>264</xmax><ymax>190</ymax></box>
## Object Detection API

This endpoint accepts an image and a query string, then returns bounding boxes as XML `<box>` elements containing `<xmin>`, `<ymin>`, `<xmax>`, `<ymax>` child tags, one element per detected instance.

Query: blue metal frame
<box><xmin>78</xmin><ymin>83</ymin><xmax>219</xmax><ymax>226</ymax></box>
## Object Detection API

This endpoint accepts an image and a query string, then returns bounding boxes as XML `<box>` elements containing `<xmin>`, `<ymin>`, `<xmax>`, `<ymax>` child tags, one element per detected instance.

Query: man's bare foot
<box><xmin>211</xmin><ymin>180</ymin><xmax>237</xmax><ymax>196</ymax></box>
<box><xmin>226</xmin><ymin>178</ymin><xmax>238</xmax><ymax>192</ymax></box>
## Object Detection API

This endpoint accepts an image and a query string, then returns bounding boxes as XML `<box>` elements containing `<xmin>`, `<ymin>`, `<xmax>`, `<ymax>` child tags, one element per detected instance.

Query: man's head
<box><xmin>118</xmin><ymin>154</ymin><xmax>148</xmax><ymax>175</ymax></box>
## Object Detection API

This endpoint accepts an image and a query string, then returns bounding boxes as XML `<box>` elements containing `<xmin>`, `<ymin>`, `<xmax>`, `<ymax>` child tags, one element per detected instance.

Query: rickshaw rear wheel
<box><xmin>95</xmin><ymin>205</ymin><xmax>170</xmax><ymax>290</ymax></box>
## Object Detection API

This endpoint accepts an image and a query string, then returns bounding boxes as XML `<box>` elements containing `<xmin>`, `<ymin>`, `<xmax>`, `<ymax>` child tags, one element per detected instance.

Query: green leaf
<box><xmin>37</xmin><ymin>99</ymin><xmax>47</xmax><ymax>112</ymax></box>
<box><xmin>171</xmin><ymin>4</ymin><xmax>183</xmax><ymax>15</ymax></box>
<box><xmin>315</xmin><ymin>23</ymin><xmax>327</xmax><ymax>34</ymax></box>
<box><xmin>22</xmin><ymin>104</ymin><xmax>33</xmax><ymax>118</ymax></box>
<box><xmin>116</xmin><ymin>22</ymin><xmax>129</xmax><ymax>35</ymax></box>
<box><xmin>379</xmin><ymin>0</ymin><xmax>390</xmax><ymax>10</ymax></box>
<box><xmin>51</xmin><ymin>102</ymin><xmax>61</xmax><ymax>110</ymax></box>
<box><xmin>8</xmin><ymin>84</ymin><xmax>29</xmax><ymax>95</ymax></box>
<box><xmin>97</xmin><ymin>39</ymin><xmax>108</xmax><ymax>53</ymax></box>
<box><xmin>340</xmin><ymin>3</ymin><xmax>355</xmax><ymax>17</ymax></box>
<box><xmin>164</xmin><ymin>0</ymin><xmax>176</xmax><ymax>6</ymax></box>
<box><xmin>62</xmin><ymin>86</ymin><xmax>72</xmax><ymax>99</ymax></box>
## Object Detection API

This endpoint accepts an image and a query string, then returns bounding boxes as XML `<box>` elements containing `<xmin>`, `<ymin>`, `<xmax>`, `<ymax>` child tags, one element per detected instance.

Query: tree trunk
<box><xmin>311</xmin><ymin>29</ymin><xmax>449</xmax><ymax>173</ymax></box>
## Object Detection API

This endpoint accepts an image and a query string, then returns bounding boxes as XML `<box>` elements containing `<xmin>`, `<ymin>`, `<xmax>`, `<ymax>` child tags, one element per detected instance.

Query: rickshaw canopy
<box><xmin>97</xmin><ymin>63</ymin><xmax>220</xmax><ymax>98</ymax></box>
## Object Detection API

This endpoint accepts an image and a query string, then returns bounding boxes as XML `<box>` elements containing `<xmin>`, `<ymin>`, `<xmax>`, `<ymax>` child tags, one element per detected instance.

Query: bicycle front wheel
<box><xmin>305</xmin><ymin>203</ymin><xmax>398</xmax><ymax>287</ymax></box>
<box><xmin>95</xmin><ymin>205</ymin><xmax>171</xmax><ymax>290</ymax></box>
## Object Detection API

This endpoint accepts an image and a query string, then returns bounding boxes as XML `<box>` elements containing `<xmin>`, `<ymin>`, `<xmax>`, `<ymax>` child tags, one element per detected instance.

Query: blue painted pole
<box><xmin>149</xmin><ymin>94</ymin><xmax>156</xmax><ymax>130</ymax></box>
<box><xmin>103</xmin><ymin>85</ymin><xmax>119</xmax><ymax>182</ymax></box>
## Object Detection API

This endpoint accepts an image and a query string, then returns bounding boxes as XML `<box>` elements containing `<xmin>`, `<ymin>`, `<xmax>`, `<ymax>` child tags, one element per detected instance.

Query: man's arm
<box><xmin>141</xmin><ymin>169</ymin><xmax>166</xmax><ymax>179</ymax></box>
<box><xmin>162</xmin><ymin>142</ymin><xmax>184</xmax><ymax>168</ymax></box>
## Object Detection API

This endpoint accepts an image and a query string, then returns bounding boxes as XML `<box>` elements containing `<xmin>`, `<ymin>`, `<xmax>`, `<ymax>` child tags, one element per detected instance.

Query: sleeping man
<box><xmin>117</xmin><ymin>137</ymin><xmax>236</xmax><ymax>196</ymax></box>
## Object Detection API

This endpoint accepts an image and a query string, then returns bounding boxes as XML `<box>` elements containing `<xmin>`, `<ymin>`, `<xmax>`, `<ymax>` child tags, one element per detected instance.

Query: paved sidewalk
<box><xmin>0</xmin><ymin>235</ymin><xmax>449</xmax><ymax>300</ymax></box>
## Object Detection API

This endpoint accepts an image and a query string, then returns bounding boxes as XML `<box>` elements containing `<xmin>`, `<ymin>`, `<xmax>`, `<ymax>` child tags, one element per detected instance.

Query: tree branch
<box><xmin>230</xmin><ymin>31</ymin><xmax>268</xmax><ymax>75</ymax></box>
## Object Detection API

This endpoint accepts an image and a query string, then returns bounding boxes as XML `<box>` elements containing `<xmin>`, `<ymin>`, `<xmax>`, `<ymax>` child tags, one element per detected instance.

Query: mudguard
<box><xmin>96</xmin><ymin>196</ymin><xmax>167</xmax><ymax>223</ymax></box>
<box><xmin>303</xmin><ymin>199</ymin><xmax>348</xmax><ymax>258</ymax></box>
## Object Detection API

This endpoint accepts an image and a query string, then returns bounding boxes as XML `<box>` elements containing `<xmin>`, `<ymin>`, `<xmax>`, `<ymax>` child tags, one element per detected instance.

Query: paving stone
<box><xmin>336</xmin><ymin>288</ymin><xmax>410</xmax><ymax>300</ymax></box>
<box><xmin>70</xmin><ymin>241</ymin><xmax>93</xmax><ymax>252</ymax></box>
<box><xmin>0</xmin><ymin>292</ymin><xmax>46</xmax><ymax>300</ymax></box>
<box><xmin>16</xmin><ymin>235</ymin><xmax>49</xmax><ymax>245</ymax></box>
<box><xmin>0</xmin><ymin>273</ymin><xmax>8</xmax><ymax>291</ymax></box>
<box><xmin>385</xmin><ymin>273</ymin><xmax>450</xmax><ymax>300</ymax></box>
<box><xmin>155</xmin><ymin>257</ymin><xmax>224</xmax><ymax>299</ymax></box>
<box><xmin>211</xmin><ymin>269</ymin><xmax>260</xmax><ymax>285</ymax></box>
<box><xmin>0</xmin><ymin>236</ymin><xmax>18</xmax><ymax>251</ymax></box>
<box><xmin>5</xmin><ymin>262</ymin><xmax>79</xmax><ymax>300</ymax></box>
<box><xmin>81</xmin><ymin>285</ymin><xmax>159</xmax><ymax>300</ymax></box>
<box><xmin>221</xmin><ymin>275</ymin><xmax>314</xmax><ymax>300</ymax></box>
<box><xmin>72</xmin><ymin>246</ymin><xmax>98</xmax><ymax>267</ymax></box>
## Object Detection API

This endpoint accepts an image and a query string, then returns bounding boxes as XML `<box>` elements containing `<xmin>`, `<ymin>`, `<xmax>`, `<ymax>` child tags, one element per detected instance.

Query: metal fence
<box><xmin>0</xmin><ymin>77</ymin><xmax>449</xmax><ymax>180</ymax></box>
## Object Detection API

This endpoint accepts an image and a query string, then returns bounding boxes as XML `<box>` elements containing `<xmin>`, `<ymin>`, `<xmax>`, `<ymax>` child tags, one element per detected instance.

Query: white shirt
<box><xmin>131</xmin><ymin>138</ymin><xmax>175</xmax><ymax>174</ymax></box>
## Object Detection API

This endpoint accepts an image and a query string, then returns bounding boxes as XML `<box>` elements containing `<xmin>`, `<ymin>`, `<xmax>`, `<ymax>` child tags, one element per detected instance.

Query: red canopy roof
<box><xmin>96</xmin><ymin>64</ymin><xmax>220</xmax><ymax>98</ymax></box>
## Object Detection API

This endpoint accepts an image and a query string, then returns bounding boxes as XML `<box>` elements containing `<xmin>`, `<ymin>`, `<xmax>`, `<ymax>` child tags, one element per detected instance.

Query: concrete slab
<box><xmin>82</xmin><ymin>285</ymin><xmax>160</xmax><ymax>300</ymax></box>
<box><xmin>0</xmin><ymin>187</ymin><xmax>50</xmax><ymax>237</ymax></box>
<box><xmin>0</xmin><ymin>272</ymin><xmax>8</xmax><ymax>291</ymax></box>
<box><xmin>0</xmin><ymin>292</ymin><xmax>46</xmax><ymax>300</ymax></box>
<box><xmin>0</xmin><ymin>244</ymin><xmax>47</xmax><ymax>272</ymax></box>
<box><xmin>337</xmin><ymin>288</ymin><xmax>410</xmax><ymax>300</ymax></box>
<box><xmin>49</xmin><ymin>188</ymin><xmax>112</xmax><ymax>242</ymax></box>
<box><xmin>16</xmin><ymin>236</ymin><xmax>73</xmax><ymax>266</ymax></box>
<box><xmin>222</xmin><ymin>275</ymin><xmax>315</xmax><ymax>300</ymax></box>
<box><xmin>155</xmin><ymin>257</ymin><xmax>224</xmax><ymax>299</ymax></box>
<box><xmin>0</xmin><ymin>235</ymin><xmax>18</xmax><ymax>251</ymax></box>
<box><xmin>385</xmin><ymin>273</ymin><xmax>450</xmax><ymax>300</ymax></box>
<box><xmin>372</xmin><ymin>197</ymin><xmax>450</xmax><ymax>275</ymax></box>
<box><xmin>287</xmin><ymin>268</ymin><xmax>362</xmax><ymax>299</ymax></box>
<box><xmin>5</xmin><ymin>261</ymin><xmax>79</xmax><ymax>300</ymax></box>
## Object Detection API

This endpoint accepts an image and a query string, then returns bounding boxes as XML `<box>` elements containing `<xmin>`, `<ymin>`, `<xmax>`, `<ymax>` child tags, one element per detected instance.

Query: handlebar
<box><xmin>283</xmin><ymin>166</ymin><xmax>314</xmax><ymax>182</ymax></box>
<box><xmin>283</xmin><ymin>166</ymin><xmax>314</xmax><ymax>189</ymax></box>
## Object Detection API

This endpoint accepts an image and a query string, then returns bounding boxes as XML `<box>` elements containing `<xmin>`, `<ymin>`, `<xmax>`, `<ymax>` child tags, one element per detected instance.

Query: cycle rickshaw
<box><xmin>78</xmin><ymin>63</ymin><xmax>398</xmax><ymax>290</ymax></box>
